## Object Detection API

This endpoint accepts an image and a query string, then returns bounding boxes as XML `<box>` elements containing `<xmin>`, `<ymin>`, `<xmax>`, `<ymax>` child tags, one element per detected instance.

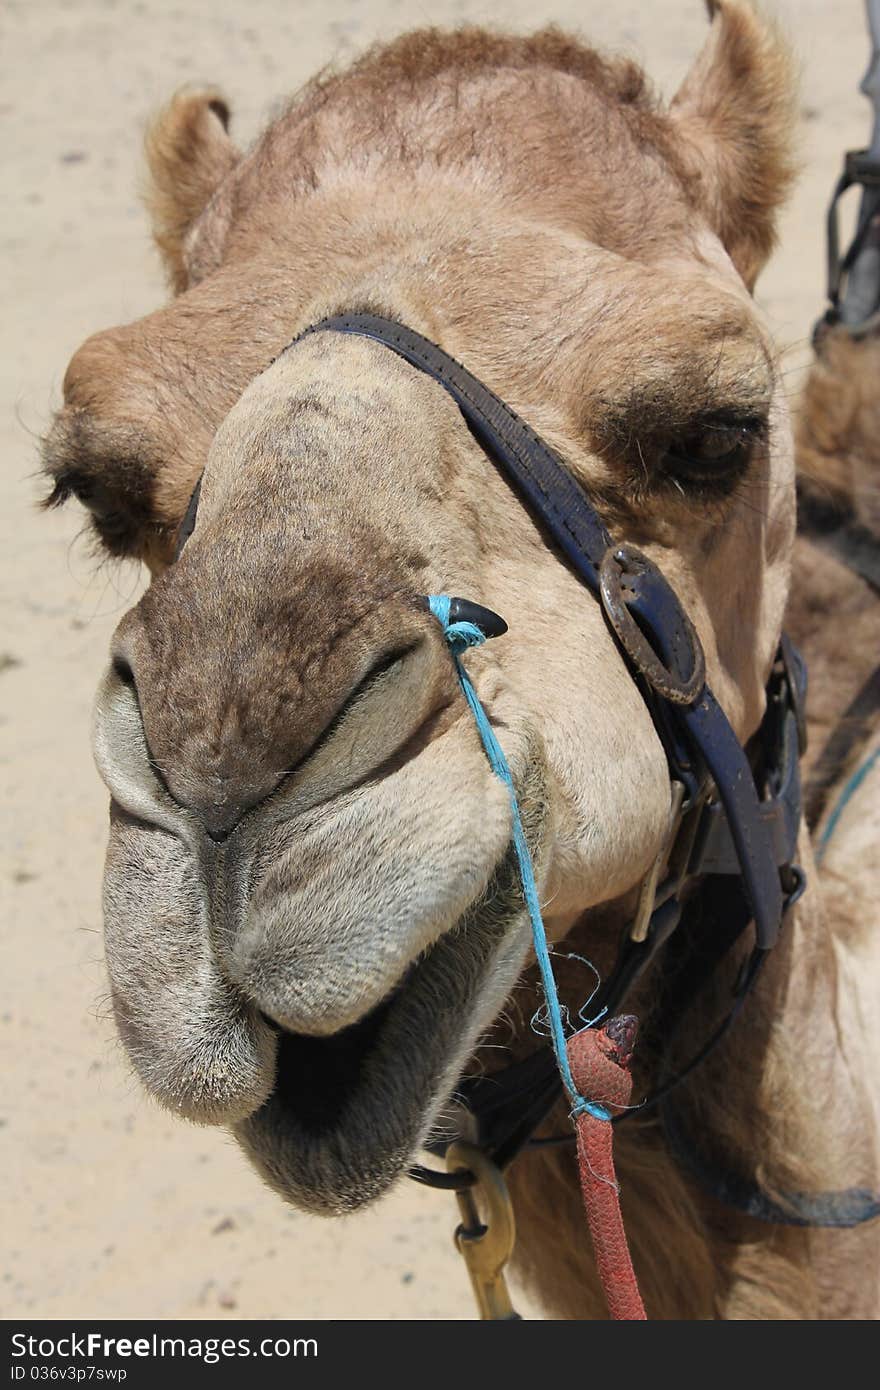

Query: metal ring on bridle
<box><xmin>599</xmin><ymin>543</ymin><xmax>706</xmax><ymax>705</ymax></box>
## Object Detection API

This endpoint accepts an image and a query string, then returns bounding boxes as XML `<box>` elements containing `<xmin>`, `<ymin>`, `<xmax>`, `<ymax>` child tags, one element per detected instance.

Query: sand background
<box><xmin>1</xmin><ymin>0</ymin><xmax>872</xmax><ymax>1320</ymax></box>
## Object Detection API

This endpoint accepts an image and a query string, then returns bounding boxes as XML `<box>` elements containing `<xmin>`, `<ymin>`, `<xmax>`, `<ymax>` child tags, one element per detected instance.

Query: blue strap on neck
<box><xmin>428</xmin><ymin>594</ymin><xmax>610</xmax><ymax>1123</ymax></box>
<box><xmin>816</xmin><ymin>745</ymin><xmax>879</xmax><ymax>863</ymax></box>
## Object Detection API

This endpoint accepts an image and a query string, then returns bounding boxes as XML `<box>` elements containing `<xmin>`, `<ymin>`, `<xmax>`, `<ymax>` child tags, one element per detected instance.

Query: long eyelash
<box><xmin>686</xmin><ymin>410</ymin><xmax>769</xmax><ymax>440</ymax></box>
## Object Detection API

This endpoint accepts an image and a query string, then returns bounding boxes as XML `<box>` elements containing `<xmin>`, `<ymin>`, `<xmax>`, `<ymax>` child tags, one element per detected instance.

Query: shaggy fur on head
<box><xmin>42</xmin><ymin>3</ymin><xmax>799</xmax><ymax>569</ymax></box>
<box><xmin>797</xmin><ymin>329</ymin><xmax>880</xmax><ymax>529</ymax></box>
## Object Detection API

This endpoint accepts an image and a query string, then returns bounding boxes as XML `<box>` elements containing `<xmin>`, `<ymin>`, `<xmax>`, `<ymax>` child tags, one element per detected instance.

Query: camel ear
<box><xmin>144</xmin><ymin>88</ymin><xmax>240</xmax><ymax>293</ymax></box>
<box><xmin>671</xmin><ymin>1</ymin><xmax>798</xmax><ymax>289</ymax></box>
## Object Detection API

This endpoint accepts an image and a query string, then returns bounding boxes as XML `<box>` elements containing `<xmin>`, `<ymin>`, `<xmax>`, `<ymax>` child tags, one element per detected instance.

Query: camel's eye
<box><xmin>661</xmin><ymin>413</ymin><xmax>766</xmax><ymax>489</ymax></box>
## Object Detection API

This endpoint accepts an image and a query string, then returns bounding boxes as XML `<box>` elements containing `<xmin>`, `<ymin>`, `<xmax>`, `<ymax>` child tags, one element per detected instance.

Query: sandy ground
<box><xmin>1</xmin><ymin>0</ymin><xmax>873</xmax><ymax>1321</ymax></box>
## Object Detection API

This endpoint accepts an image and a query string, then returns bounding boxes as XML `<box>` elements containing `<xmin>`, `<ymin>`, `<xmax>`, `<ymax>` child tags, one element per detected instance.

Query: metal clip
<box><xmin>446</xmin><ymin>1141</ymin><xmax>520</xmax><ymax>1320</ymax></box>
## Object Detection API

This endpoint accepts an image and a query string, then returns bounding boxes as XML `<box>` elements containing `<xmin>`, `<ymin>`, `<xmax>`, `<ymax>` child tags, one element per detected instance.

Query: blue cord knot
<box><xmin>446</xmin><ymin>622</ymin><xmax>488</xmax><ymax>655</ymax></box>
<box><xmin>427</xmin><ymin>592</ymin><xmax>611</xmax><ymax>1124</ymax></box>
<box><xmin>426</xmin><ymin>595</ymin><xmax>487</xmax><ymax>655</ymax></box>
<box><xmin>572</xmin><ymin>1098</ymin><xmax>614</xmax><ymax>1123</ymax></box>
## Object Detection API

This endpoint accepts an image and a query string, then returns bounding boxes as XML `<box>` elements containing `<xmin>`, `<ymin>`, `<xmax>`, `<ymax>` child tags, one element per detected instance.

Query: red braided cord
<box><xmin>566</xmin><ymin>1018</ymin><xmax>646</xmax><ymax>1321</ymax></box>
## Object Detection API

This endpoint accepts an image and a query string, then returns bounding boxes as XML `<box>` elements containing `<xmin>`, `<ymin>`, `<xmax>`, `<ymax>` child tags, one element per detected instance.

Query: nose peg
<box><xmin>422</xmin><ymin>595</ymin><xmax>508</xmax><ymax>639</ymax></box>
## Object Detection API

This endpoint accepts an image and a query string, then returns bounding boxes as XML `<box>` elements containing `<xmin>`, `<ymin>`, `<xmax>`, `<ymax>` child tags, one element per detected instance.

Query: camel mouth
<box><xmin>258</xmin><ymin>990</ymin><xmax>404</xmax><ymax>1155</ymax></box>
<box><xmin>96</xmin><ymin>661</ymin><xmax>547</xmax><ymax>1211</ymax></box>
<box><xmin>233</xmin><ymin>844</ymin><xmax>531</xmax><ymax>1215</ymax></box>
<box><xmin>263</xmin><ymin>973</ymin><xmax>407</xmax><ymax>1136</ymax></box>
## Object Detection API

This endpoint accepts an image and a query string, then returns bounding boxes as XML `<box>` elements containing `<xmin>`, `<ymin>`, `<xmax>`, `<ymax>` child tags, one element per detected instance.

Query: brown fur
<box><xmin>502</xmin><ymin>325</ymin><xmax>880</xmax><ymax>1321</ymax></box>
<box><xmin>797</xmin><ymin>328</ymin><xmax>880</xmax><ymax>529</ymax></box>
<box><xmin>480</xmin><ymin>830</ymin><xmax>875</xmax><ymax>1318</ymax></box>
<box><xmin>43</xmin><ymin>5</ymin><xmax>797</xmax><ymax>571</ymax></box>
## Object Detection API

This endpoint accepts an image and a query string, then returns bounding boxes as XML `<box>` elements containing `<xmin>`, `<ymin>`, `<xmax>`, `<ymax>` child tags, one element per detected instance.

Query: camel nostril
<box><xmin>112</xmin><ymin>655</ymin><xmax>136</xmax><ymax>690</ymax></box>
<box><xmin>104</xmin><ymin>593</ymin><xmax>443</xmax><ymax>845</ymax></box>
<box><xmin>108</xmin><ymin>643</ymin><xmax>281</xmax><ymax>836</ymax></box>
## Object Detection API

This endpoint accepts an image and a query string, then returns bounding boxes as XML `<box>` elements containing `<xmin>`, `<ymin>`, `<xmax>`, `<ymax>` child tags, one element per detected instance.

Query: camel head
<box><xmin>42</xmin><ymin>3</ymin><xmax>798</xmax><ymax>1213</ymax></box>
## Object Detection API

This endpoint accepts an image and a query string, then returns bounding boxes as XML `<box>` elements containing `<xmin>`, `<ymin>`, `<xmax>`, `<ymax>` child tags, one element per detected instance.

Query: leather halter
<box><xmin>294</xmin><ymin>313</ymin><xmax>804</xmax><ymax>937</ymax></box>
<box><xmin>175</xmin><ymin>312</ymin><xmax>807</xmax><ymax>1205</ymax></box>
<box><xmin>817</xmin><ymin>147</ymin><xmax>880</xmax><ymax>342</ymax></box>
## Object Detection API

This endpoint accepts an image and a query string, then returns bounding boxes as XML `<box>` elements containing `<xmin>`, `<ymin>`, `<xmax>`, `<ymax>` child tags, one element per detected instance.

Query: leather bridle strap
<box><xmin>818</xmin><ymin>147</ymin><xmax>880</xmax><ymax>341</ymax></box>
<box><xmin>805</xmin><ymin>665</ymin><xmax>880</xmax><ymax>828</ymax></box>
<box><xmin>174</xmin><ymin>311</ymin><xmax>812</xmax><ymax>1252</ymax></box>
<box><xmin>306</xmin><ymin>315</ymin><xmax>616</xmax><ymax>584</ymax></box>
<box><xmin>809</xmin><ymin>518</ymin><xmax>880</xmax><ymax>595</ymax></box>
<box><xmin>798</xmin><ymin>489</ymin><xmax>880</xmax><ymax>597</ymax></box>
<box><xmin>297</xmin><ymin>312</ymin><xmax>788</xmax><ymax>950</ymax></box>
<box><xmin>177</xmin><ymin>308</ymin><xmax>791</xmax><ymax>955</ymax></box>
<box><xmin>796</xmin><ymin>489</ymin><xmax>880</xmax><ymax>828</ymax></box>
<box><xmin>175</xmin><ymin>309</ymin><xmax>802</xmax><ymax>1118</ymax></box>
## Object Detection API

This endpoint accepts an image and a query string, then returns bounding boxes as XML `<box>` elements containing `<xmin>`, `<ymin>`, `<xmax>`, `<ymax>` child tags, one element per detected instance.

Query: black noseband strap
<box><xmin>306</xmin><ymin>315</ymin><xmax>616</xmax><ymax>588</ymax></box>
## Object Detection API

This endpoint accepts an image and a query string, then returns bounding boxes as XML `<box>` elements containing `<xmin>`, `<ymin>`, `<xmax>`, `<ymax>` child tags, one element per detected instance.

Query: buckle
<box><xmin>599</xmin><ymin>544</ymin><xmax>706</xmax><ymax>705</ymax></box>
<box><xmin>781</xmin><ymin>862</ymin><xmax>807</xmax><ymax>912</ymax></box>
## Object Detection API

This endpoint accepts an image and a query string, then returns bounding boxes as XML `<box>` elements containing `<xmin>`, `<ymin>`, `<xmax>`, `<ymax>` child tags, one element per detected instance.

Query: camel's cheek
<box><xmin>103</xmin><ymin>805</ymin><xmax>278</xmax><ymax>1125</ymax></box>
<box><xmin>542</xmin><ymin>700</ymin><xmax>670</xmax><ymax>919</ymax></box>
<box><xmin>488</xmin><ymin>601</ymin><xmax>671</xmax><ymax>919</ymax></box>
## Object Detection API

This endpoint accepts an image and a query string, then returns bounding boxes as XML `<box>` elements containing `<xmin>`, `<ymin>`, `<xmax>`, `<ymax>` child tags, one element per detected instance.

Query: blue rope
<box><xmin>428</xmin><ymin>595</ymin><xmax>611</xmax><ymax>1123</ymax></box>
<box><xmin>816</xmin><ymin>745</ymin><xmax>879</xmax><ymax>864</ymax></box>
